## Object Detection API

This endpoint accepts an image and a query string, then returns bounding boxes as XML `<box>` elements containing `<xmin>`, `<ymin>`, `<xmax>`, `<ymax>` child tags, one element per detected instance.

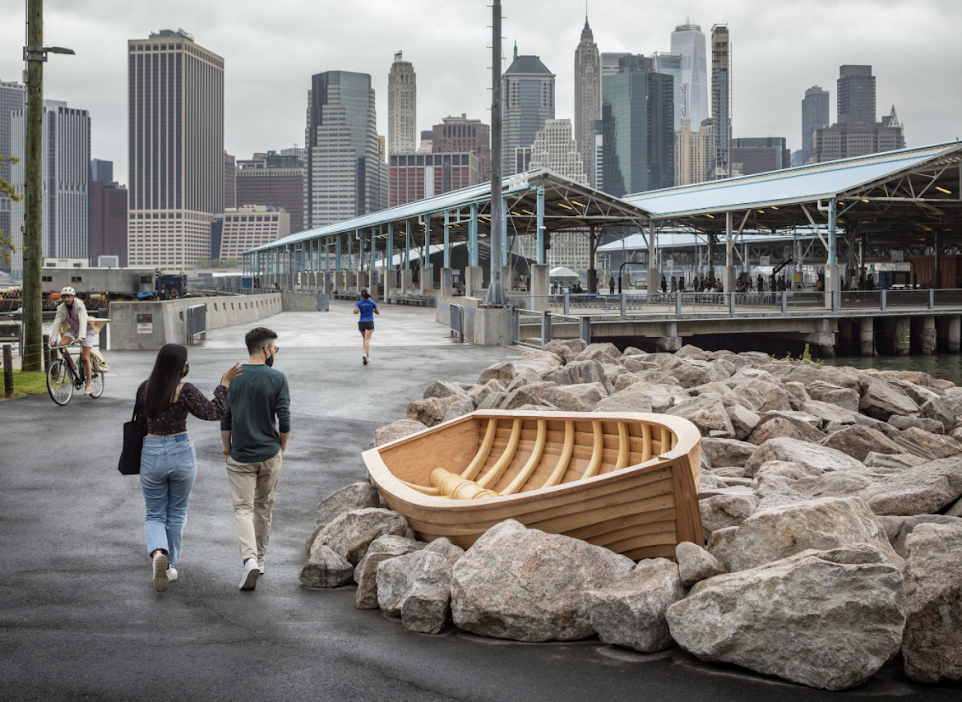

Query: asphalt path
<box><xmin>1</xmin><ymin>312</ymin><xmax>959</xmax><ymax>702</ymax></box>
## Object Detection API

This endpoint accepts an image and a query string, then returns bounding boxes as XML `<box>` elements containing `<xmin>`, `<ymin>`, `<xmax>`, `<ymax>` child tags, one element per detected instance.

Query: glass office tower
<box><xmin>670</xmin><ymin>24</ymin><xmax>709</xmax><ymax>130</ymax></box>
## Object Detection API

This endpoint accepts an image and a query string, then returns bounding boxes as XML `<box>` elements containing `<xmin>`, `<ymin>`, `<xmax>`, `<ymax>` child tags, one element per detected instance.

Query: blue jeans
<box><xmin>140</xmin><ymin>434</ymin><xmax>197</xmax><ymax>565</ymax></box>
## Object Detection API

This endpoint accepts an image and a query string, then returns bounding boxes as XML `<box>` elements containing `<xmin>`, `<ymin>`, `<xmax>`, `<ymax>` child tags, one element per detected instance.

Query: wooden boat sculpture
<box><xmin>362</xmin><ymin>410</ymin><xmax>703</xmax><ymax>561</ymax></box>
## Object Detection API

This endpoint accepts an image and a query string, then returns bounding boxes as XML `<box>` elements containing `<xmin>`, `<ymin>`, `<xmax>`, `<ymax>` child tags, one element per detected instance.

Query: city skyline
<box><xmin>0</xmin><ymin>0</ymin><xmax>959</xmax><ymax>189</ymax></box>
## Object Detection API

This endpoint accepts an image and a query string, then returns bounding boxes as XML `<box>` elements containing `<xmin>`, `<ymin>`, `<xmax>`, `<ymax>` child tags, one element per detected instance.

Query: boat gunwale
<box><xmin>362</xmin><ymin>410</ymin><xmax>701</xmax><ymax>511</ymax></box>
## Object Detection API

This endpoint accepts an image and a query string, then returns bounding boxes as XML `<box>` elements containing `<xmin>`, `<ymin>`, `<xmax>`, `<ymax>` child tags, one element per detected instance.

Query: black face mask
<box><xmin>181</xmin><ymin>363</ymin><xmax>189</xmax><ymax>378</ymax></box>
<box><xmin>265</xmin><ymin>349</ymin><xmax>274</xmax><ymax>368</ymax></box>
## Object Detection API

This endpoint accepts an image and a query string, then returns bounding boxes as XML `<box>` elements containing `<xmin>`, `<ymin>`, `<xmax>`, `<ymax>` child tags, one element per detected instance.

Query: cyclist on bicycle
<box><xmin>49</xmin><ymin>286</ymin><xmax>96</xmax><ymax>395</ymax></box>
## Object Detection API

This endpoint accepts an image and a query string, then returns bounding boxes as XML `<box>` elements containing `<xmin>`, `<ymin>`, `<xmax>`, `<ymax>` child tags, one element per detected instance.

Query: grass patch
<box><xmin>3</xmin><ymin>370</ymin><xmax>48</xmax><ymax>400</ymax></box>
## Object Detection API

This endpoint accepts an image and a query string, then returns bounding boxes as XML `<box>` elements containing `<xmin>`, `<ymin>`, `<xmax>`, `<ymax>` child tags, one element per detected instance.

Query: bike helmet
<box><xmin>61</xmin><ymin>286</ymin><xmax>76</xmax><ymax>296</ymax></box>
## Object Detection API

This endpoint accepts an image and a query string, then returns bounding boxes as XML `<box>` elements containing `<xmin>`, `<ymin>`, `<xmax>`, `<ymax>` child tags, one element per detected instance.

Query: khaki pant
<box><xmin>226</xmin><ymin>451</ymin><xmax>283</xmax><ymax>563</ymax></box>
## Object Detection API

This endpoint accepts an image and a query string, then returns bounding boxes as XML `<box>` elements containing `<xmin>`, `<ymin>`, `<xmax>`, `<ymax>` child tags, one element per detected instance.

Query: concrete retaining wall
<box><xmin>109</xmin><ymin>293</ymin><xmax>315</xmax><ymax>350</ymax></box>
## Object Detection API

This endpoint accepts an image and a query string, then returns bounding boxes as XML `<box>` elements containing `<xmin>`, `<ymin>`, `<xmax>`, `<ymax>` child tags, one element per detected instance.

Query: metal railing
<box><xmin>511</xmin><ymin>308</ymin><xmax>591</xmax><ymax>349</ymax></box>
<box><xmin>449</xmin><ymin>304</ymin><xmax>465</xmax><ymax>343</ymax></box>
<box><xmin>186</xmin><ymin>304</ymin><xmax>207</xmax><ymax>345</ymax></box>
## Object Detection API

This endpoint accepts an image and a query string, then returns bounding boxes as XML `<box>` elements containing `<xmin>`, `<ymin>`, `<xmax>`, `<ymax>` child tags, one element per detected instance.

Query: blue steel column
<box><xmin>335</xmin><ymin>235</ymin><xmax>342</xmax><ymax>272</ymax></box>
<box><xmin>828</xmin><ymin>199</ymin><xmax>837</xmax><ymax>267</ymax></box>
<box><xmin>443</xmin><ymin>210</ymin><xmax>450</xmax><ymax>268</ymax></box>
<box><xmin>424</xmin><ymin>214</ymin><xmax>431</xmax><ymax>277</ymax></box>
<box><xmin>536</xmin><ymin>186</ymin><xmax>545</xmax><ymax>265</ymax></box>
<box><xmin>387</xmin><ymin>224</ymin><xmax>394</xmax><ymax>272</ymax></box>
<box><xmin>469</xmin><ymin>203</ymin><xmax>479</xmax><ymax>266</ymax></box>
<box><xmin>370</xmin><ymin>227</ymin><xmax>375</xmax><ymax>283</ymax></box>
<box><xmin>405</xmin><ymin>220</ymin><xmax>411</xmax><ymax>269</ymax></box>
<box><xmin>502</xmin><ymin>196</ymin><xmax>508</xmax><ymax>266</ymax></box>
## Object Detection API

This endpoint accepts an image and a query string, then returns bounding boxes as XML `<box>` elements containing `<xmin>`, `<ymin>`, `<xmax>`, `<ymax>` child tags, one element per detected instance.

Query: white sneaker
<box><xmin>167</xmin><ymin>566</ymin><xmax>178</xmax><ymax>582</ymax></box>
<box><xmin>152</xmin><ymin>552</ymin><xmax>169</xmax><ymax>592</ymax></box>
<box><xmin>239</xmin><ymin>558</ymin><xmax>259</xmax><ymax>590</ymax></box>
<box><xmin>257</xmin><ymin>562</ymin><xmax>265</xmax><ymax>575</ymax></box>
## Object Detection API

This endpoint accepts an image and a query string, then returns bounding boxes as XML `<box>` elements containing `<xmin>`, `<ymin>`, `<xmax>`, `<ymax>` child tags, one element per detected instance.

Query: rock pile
<box><xmin>303</xmin><ymin>342</ymin><xmax>962</xmax><ymax>690</ymax></box>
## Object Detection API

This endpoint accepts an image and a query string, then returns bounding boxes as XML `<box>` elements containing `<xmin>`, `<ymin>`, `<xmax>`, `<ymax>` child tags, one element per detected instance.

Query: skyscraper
<box><xmin>236</xmin><ymin>151</ymin><xmax>305</xmax><ymax>234</ymax></box>
<box><xmin>528</xmin><ymin>119</ymin><xmax>587</xmax><ymax>184</ymax></box>
<box><xmin>574</xmin><ymin>17</ymin><xmax>601</xmax><ymax>186</ymax></box>
<box><xmin>431</xmin><ymin>114</ymin><xmax>490</xmax><ymax>181</ymax></box>
<box><xmin>731</xmin><ymin>137</ymin><xmax>790</xmax><ymax>175</ymax></box>
<box><xmin>710</xmin><ymin>24</ymin><xmax>731</xmax><ymax>180</ymax></box>
<box><xmin>670</xmin><ymin>23</ymin><xmax>709</xmax><ymax>129</ymax></box>
<box><xmin>502</xmin><ymin>48</ymin><xmax>555</xmax><ymax>175</ymax></box>
<box><xmin>0</xmin><ymin>80</ymin><xmax>25</xmax><ymax>269</ymax></box>
<box><xmin>127</xmin><ymin>30</ymin><xmax>224</xmax><ymax>272</ymax></box>
<box><xmin>651</xmin><ymin>52</ymin><xmax>683</xmax><ymax>131</ymax></box>
<box><xmin>837</xmin><ymin>65</ymin><xmax>876</xmax><ymax>124</ymax></box>
<box><xmin>10</xmin><ymin>100</ymin><xmax>91</xmax><ymax>274</ymax></box>
<box><xmin>601</xmin><ymin>60</ymin><xmax>674</xmax><ymax>197</ymax></box>
<box><xmin>224</xmin><ymin>152</ymin><xmax>237</xmax><ymax>209</ymax></box>
<box><xmin>801</xmin><ymin>86</ymin><xmax>830</xmax><ymax>164</ymax></box>
<box><xmin>305</xmin><ymin>71</ymin><xmax>386</xmax><ymax>227</ymax></box>
<box><xmin>90</xmin><ymin>181</ymin><xmax>128</xmax><ymax>267</ymax></box>
<box><xmin>90</xmin><ymin>159</ymin><xmax>113</xmax><ymax>183</ymax></box>
<box><xmin>675</xmin><ymin>118</ymin><xmax>713</xmax><ymax>186</ymax></box>
<box><xmin>388</xmin><ymin>52</ymin><xmax>416</xmax><ymax>155</ymax></box>
<box><xmin>601</xmin><ymin>53</ymin><xmax>630</xmax><ymax>78</ymax></box>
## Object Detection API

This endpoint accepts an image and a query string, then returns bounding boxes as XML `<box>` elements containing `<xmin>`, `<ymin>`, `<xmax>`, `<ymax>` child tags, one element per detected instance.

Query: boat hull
<box><xmin>362</xmin><ymin>410</ymin><xmax>703</xmax><ymax>561</ymax></box>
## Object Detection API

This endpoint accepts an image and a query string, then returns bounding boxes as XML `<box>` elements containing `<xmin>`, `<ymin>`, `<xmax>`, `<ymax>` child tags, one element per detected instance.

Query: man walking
<box><xmin>221</xmin><ymin>327</ymin><xmax>291</xmax><ymax>590</ymax></box>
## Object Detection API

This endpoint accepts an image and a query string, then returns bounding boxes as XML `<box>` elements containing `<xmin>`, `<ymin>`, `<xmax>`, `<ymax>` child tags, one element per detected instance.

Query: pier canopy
<box><xmin>242</xmin><ymin>169</ymin><xmax>652</xmax><ymax>288</ymax></box>
<box><xmin>621</xmin><ymin>141</ymin><xmax>962</xmax><ymax>292</ymax></box>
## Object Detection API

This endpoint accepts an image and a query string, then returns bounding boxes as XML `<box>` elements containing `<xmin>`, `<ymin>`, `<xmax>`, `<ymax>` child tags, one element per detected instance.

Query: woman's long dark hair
<box><xmin>144</xmin><ymin>344</ymin><xmax>187</xmax><ymax>419</ymax></box>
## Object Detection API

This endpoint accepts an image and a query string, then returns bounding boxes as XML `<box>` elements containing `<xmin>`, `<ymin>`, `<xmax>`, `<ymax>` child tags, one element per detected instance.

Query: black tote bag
<box><xmin>118</xmin><ymin>400</ymin><xmax>147</xmax><ymax>475</ymax></box>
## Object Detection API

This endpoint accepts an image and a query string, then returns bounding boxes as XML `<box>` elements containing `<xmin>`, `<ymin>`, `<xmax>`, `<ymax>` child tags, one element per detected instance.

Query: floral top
<box><xmin>136</xmin><ymin>381</ymin><xmax>229</xmax><ymax>435</ymax></box>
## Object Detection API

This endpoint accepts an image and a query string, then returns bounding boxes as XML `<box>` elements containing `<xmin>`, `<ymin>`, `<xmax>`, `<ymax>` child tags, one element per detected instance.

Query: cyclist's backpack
<box><xmin>91</xmin><ymin>349</ymin><xmax>110</xmax><ymax>372</ymax></box>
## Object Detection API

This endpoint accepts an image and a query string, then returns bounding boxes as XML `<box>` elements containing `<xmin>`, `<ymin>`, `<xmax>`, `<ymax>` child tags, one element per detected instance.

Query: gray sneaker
<box><xmin>239</xmin><ymin>559</ymin><xmax>259</xmax><ymax>590</ymax></box>
<box><xmin>257</xmin><ymin>561</ymin><xmax>265</xmax><ymax>575</ymax></box>
<box><xmin>152</xmin><ymin>553</ymin><xmax>169</xmax><ymax>592</ymax></box>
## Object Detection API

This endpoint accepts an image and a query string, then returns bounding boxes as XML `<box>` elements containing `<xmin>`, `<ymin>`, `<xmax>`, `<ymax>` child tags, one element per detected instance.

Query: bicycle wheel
<box><xmin>89</xmin><ymin>371</ymin><xmax>105</xmax><ymax>399</ymax></box>
<box><xmin>47</xmin><ymin>360</ymin><xmax>73</xmax><ymax>406</ymax></box>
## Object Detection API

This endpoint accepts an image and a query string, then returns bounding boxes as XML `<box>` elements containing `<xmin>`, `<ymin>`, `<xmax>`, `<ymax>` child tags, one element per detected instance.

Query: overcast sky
<box><xmin>1</xmin><ymin>0</ymin><xmax>960</xmax><ymax>187</ymax></box>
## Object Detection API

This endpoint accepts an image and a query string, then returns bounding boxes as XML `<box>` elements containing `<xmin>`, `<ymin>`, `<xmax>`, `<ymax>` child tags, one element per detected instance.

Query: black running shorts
<box><xmin>358</xmin><ymin>321</ymin><xmax>374</xmax><ymax>334</ymax></box>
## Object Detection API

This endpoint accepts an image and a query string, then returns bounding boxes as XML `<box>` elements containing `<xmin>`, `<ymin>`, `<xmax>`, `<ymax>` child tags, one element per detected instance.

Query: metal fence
<box><xmin>186</xmin><ymin>304</ymin><xmax>207</xmax><ymax>345</ymax></box>
<box><xmin>511</xmin><ymin>308</ymin><xmax>591</xmax><ymax>349</ymax></box>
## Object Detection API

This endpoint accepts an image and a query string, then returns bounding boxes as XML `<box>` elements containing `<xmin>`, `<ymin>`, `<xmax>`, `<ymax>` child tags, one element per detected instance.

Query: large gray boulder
<box><xmin>802</xmin><ymin>400</ymin><xmax>858</xmax><ymax>426</ymax></box>
<box><xmin>819</xmin><ymin>424</ymin><xmax>903</xmax><ymax>463</ymax></box>
<box><xmin>544</xmin><ymin>359</ymin><xmax>612</xmax><ymax>391</ymax></box>
<box><xmin>666</xmin><ymin>545</ymin><xmax>906</xmax><ymax>691</ymax></box>
<box><xmin>901</xmin><ymin>523</ymin><xmax>962</xmax><ymax>684</ymax></box>
<box><xmin>879</xmin><ymin>515</ymin><xmax>962</xmax><ymax>557</ymax></box>
<box><xmin>376</xmin><ymin>550</ymin><xmax>453</xmax><ymax>631</ymax></box>
<box><xmin>699</xmin><ymin>493</ymin><xmax>759</xmax><ymax>533</ymax></box>
<box><xmin>745</xmin><ymin>437</ymin><xmax>865</xmax><ymax>477</ymax></box>
<box><xmin>541</xmin><ymin>382</ymin><xmax>608</xmax><ymax>412</ymax></box>
<box><xmin>806</xmin><ymin>382</ymin><xmax>860</xmax><ymax>412</ymax></box>
<box><xmin>315</xmin><ymin>482</ymin><xmax>381</xmax><ymax>527</ymax></box>
<box><xmin>723</xmin><ymin>497</ymin><xmax>901</xmax><ymax>572</ymax></box>
<box><xmin>728</xmin><ymin>405</ymin><xmax>760</xmax><ymax>440</ymax></box>
<box><xmin>888</xmin><ymin>415</ymin><xmax>945</xmax><ymax>434</ymax></box>
<box><xmin>423</xmin><ymin>380</ymin><xmax>472</xmax><ymax>401</ymax></box>
<box><xmin>451</xmin><ymin>520</ymin><xmax>634</xmax><ymax>642</ymax></box>
<box><xmin>675</xmin><ymin>541</ymin><xmax>726</xmax><ymax>587</ymax></box>
<box><xmin>898</xmin><ymin>427</ymin><xmax>962</xmax><ymax>459</ymax></box>
<box><xmin>406</xmin><ymin>396</ymin><xmax>460</xmax><ymax>427</ymax></box>
<box><xmin>584</xmin><ymin>558</ymin><xmax>687</xmax><ymax>653</ymax></box>
<box><xmin>857</xmin><ymin>456</ymin><xmax>962</xmax><ymax>516</ymax></box>
<box><xmin>920</xmin><ymin>397</ymin><xmax>956</xmax><ymax>433</ymax></box>
<box><xmin>299</xmin><ymin>543</ymin><xmax>355</xmax><ymax>589</ymax></box>
<box><xmin>468</xmin><ymin>379</ymin><xmax>506</xmax><ymax>406</ymax></box>
<box><xmin>354</xmin><ymin>535</ymin><xmax>423</xmax><ymax>609</ymax></box>
<box><xmin>313</xmin><ymin>508</ymin><xmax>409</xmax><ymax>565</ymax></box>
<box><xmin>859</xmin><ymin>377</ymin><xmax>920</xmax><ymax>421</ymax></box>
<box><xmin>372</xmin><ymin>419</ymin><xmax>428</xmax><ymax>448</ymax></box>
<box><xmin>747</xmin><ymin>417</ymin><xmax>825</xmax><ymax>446</ymax></box>
<box><xmin>699</xmin><ymin>437</ymin><xmax>756</xmax><ymax>469</ymax></box>
<box><xmin>592</xmin><ymin>390</ymin><xmax>653</xmax><ymax>414</ymax></box>
<box><xmin>667</xmin><ymin>394</ymin><xmax>735</xmax><ymax>438</ymax></box>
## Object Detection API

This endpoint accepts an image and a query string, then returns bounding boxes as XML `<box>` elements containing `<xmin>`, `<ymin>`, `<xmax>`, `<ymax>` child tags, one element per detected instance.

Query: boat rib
<box><xmin>501</xmin><ymin>419</ymin><xmax>547</xmax><ymax>496</ymax></box>
<box><xmin>476</xmin><ymin>418</ymin><xmax>522</xmax><ymax>489</ymax></box>
<box><xmin>461</xmin><ymin>417</ymin><xmax>498</xmax><ymax>480</ymax></box>
<box><xmin>541</xmin><ymin>420</ymin><xmax>575</xmax><ymax>488</ymax></box>
<box><xmin>615</xmin><ymin>422</ymin><xmax>630</xmax><ymax>471</ymax></box>
<box><xmin>580</xmin><ymin>421</ymin><xmax>605</xmax><ymax>480</ymax></box>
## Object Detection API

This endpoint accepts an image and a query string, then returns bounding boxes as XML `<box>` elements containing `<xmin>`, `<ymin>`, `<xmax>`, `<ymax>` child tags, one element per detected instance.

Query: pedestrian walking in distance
<box><xmin>220</xmin><ymin>327</ymin><xmax>291</xmax><ymax>591</ymax></box>
<box><xmin>353</xmin><ymin>289</ymin><xmax>380</xmax><ymax>365</ymax></box>
<box><xmin>137</xmin><ymin>344</ymin><xmax>242</xmax><ymax>593</ymax></box>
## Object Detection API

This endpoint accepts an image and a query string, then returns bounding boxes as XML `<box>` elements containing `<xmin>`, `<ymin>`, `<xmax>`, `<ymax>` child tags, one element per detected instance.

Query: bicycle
<box><xmin>46</xmin><ymin>340</ymin><xmax>105</xmax><ymax>406</ymax></box>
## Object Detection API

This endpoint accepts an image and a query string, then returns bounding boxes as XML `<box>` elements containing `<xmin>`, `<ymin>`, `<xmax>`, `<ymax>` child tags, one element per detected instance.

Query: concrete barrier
<box><xmin>109</xmin><ymin>293</ymin><xmax>317</xmax><ymax>350</ymax></box>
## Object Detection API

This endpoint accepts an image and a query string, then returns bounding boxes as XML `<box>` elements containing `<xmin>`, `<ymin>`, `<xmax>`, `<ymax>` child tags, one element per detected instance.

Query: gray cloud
<box><xmin>1</xmin><ymin>0</ymin><xmax>959</xmax><ymax>187</ymax></box>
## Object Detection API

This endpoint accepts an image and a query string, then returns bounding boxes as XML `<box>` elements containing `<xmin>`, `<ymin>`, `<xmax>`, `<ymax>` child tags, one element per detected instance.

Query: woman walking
<box><xmin>136</xmin><ymin>343</ymin><xmax>242</xmax><ymax>592</ymax></box>
<box><xmin>353</xmin><ymin>288</ymin><xmax>380</xmax><ymax>365</ymax></box>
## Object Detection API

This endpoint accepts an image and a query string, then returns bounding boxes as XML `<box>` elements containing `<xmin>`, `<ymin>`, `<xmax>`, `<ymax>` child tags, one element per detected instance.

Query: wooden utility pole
<box><xmin>21</xmin><ymin>1</ymin><xmax>73</xmax><ymax>371</ymax></box>
<box><xmin>22</xmin><ymin>0</ymin><xmax>43</xmax><ymax>371</ymax></box>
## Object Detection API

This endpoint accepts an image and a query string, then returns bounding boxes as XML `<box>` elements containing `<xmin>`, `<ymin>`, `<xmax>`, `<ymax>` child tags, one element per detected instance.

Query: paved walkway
<box><xmin>1</xmin><ymin>306</ymin><xmax>958</xmax><ymax>701</ymax></box>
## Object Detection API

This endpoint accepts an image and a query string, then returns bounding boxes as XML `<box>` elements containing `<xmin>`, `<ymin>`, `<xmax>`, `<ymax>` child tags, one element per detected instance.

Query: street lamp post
<box><xmin>484</xmin><ymin>0</ymin><xmax>507</xmax><ymax>307</ymax></box>
<box><xmin>21</xmin><ymin>0</ymin><xmax>74</xmax><ymax>372</ymax></box>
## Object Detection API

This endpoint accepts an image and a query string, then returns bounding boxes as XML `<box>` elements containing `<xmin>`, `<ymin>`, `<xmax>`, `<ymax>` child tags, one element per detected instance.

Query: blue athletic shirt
<box><xmin>355</xmin><ymin>299</ymin><xmax>378</xmax><ymax>322</ymax></box>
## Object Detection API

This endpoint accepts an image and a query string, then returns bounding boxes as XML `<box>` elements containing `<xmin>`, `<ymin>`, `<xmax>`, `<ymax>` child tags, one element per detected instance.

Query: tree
<box><xmin>196</xmin><ymin>257</ymin><xmax>211</xmax><ymax>269</ymax></box>
<box><xmin>0</xmin><ymin>156</ymin><xmax>20</xmax><ymax>266</ymax></box>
